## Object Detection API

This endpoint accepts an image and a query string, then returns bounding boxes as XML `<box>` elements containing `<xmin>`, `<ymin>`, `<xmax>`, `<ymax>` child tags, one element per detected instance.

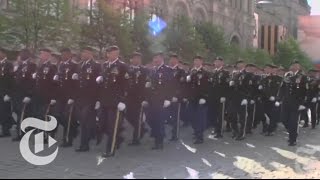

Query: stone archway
<box><xmin>193</xmin><ymin>6</ymin><xmax>208</xmax><ymax>24</ymax></box>
<box><xmin>230</xmin><ymin>35</ymin><xmax>241</xmax><ymax>46</ymax></box>
<box><xmin>172</xmin><ymin>0</ymin><xmax>191</xmax><ymax>18</ymax></box>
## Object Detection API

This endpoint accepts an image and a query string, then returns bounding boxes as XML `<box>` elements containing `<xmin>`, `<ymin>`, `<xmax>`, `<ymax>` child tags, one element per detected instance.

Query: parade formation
<box><xmin>0</xmin><ymin>46</ymin><xmax>319</xmax><ymax>158</ymax></box>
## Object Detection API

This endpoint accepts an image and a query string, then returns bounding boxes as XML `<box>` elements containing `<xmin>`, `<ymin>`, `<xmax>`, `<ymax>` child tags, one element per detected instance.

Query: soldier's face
<box><xmin>193</xmin><ymin>59</ymin><xmax>203</xmax><ymax>68</ymax></box>
<box><xmin>108</xmin><ymin>50</ymin><xmax>119</xmax><ymax>61</ymax></box>
<box><xmin>39</xmin><ymin>51</ymin><xmax>51</xmax><ymax>61</ymax></box>
<box><xmin>214</xmin><ymin>60</ymin><xmax>224</xmax><ymax>68</ymax></box>
<box><xmin>169</xmin><ymin>57</ymin><xmax>179</xmax><ymax>67</ymax></box>
<box><xmin>0</xmin><ymin>51</ymin><xmax>5</xmax><ymax>60</ymax></box>
<box><xmin>153</xmin><ymin>55</ymin><xmax>164</xmax><ymax>67</ymax></box>
<box><xmin>131</xmin><ymin>56</ymin><xmax>141</xmax><ymax>66</ymax></box>
<box><xmin>61</xmin><ymin>52</ymin><xmax>72</xmax><ymax>61</ymax></box>
<box><xmin>81</xmin><ymin>50</ymin><xmax>93</xmax><ymax>61</ymax></box>
<box><xmin>289</xmin><ymin>63</ymin><xmax>301</xmax><ymax>72</ymax></box>
<box><xmin>237</xmin><ymin>63</ymin><xmax>246</xmax><ymax>70</ymax></box>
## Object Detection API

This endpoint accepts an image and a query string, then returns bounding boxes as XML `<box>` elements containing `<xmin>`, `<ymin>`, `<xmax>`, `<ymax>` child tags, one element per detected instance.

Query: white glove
<box><xmin>163</xmin><ymin>100</ymin><xmax>171</xmax><ymax>108</ymax></box>
<box><xmin>186</xmin><ymin>75</ymin><xmax>191</xmax><ymax>82</ymax></box>
<box><xmin>32</xmin><ymin>73</ymin><xmax>37</xmax><ymax>79</ymax></box>
<box><xmin>13</xmin><ymin>66</ymin><xmax>19</xmax><ymax>72</ymax></box>
<box><xmin>145</xmin><ymin>82</ymin><xmax>152</xmax><ymax>88</ymax></box>
<box><xmin>141</xmin><ymin>101</ymin><xmax>149</xmax><ymax>107</ymax></box>
<box><xmin>172</xmin><ymin>97</ymin><xmax>178</xmax><ymax>103</ymax></box>
<box><xmin>275</xmin><ymin>101</ymin><xmax>280</xmax><ymax>107</ymax></box>
<box><xmin>183</xmin><ymin>98</ymin><xmax>188</xmax><ymax>102</ymax></box>
<box><xmin>67</xmin><ymin>99</ymin><xmax>74</xmax><ymax>105</ymax></box>
<box><xmin>53</xmin><ymin>75</ymin><xmax>59</xmax><ymax>81</ymax></box>
<box><xmin>50</xmin><ymin>99</ymin><xmax>56</xmax><ymax>105</ymax></box>
<box><xmin>23</xmin><ymin>97</ymin><xmax>31</xmax><ymax>104</ymax></box>
<box><xmin>220</xmin><ymin>97</ymin><xmax>226</xmax><ymax>103</ymax></box>
<box><xmin>118</xmin><ymin>102</ymin><xmax>126</xmax><ymax>111</ymax></box>
<box><xmin>250</xmin><ymin>100</ymin><xmax>255</xmax><ymax>104</ymax></box>
<box><xmin>199</xmin><ymin>98</ymin><xmax>206</xmax><ymax>105</ymax></box>
<box><xmin>258</xmin><ymin>85</ymin><xmax>263</xmax><ymax>90</ymax></box>
<box><xmin>269</xmin><ymin>96</ymin><xmax>275</xmax><ymax>102</ymax></box>
<box><xmin>229</xmin><ymin>81</ymin><xmax>235</xmax><ymax>87</ymax></box>
<box><xmin>96</xmin><ymin>76</ymin><xmax>103</xmax><ymax>84</ymax></box>
<box><xmin>241</xmin><ymin>99</ymin><xmax>248</xmax><ymax>106</ymax></box>
<box><xmin>298</xmin><ymin>105</ymin><xmax>306</xmax><ymax>111</ymax></box>
<box><xmin>72</xmin><ymin>73</ymin><xmax>79</xmax><ymax>80</ymax></box>
<box><xmin>3</xmin><ymin>95</ymin><xmax>10</xmax><ymax>102</ymax></box>
<box><xmin>312</xmin><ymin>97</ymin><xmax>317</xmax><ymax>103</ymax></box>
<box><xmin>95</xmin><ymin>101</ymin><xmax>101</xmax><ymax>110</ymax></box>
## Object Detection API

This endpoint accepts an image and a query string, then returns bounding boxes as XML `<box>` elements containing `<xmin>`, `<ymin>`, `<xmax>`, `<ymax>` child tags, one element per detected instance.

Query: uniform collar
<box><xmin>0</xmin><ymin>57</ymin><xmax>7</xmax><ymax>63</ymax></box>
<box><xmin>157</xmin><ymin>63</ymin><xmax>165</xmax><ymax>70</ymax></box>
<box><xmin>109</xmin><ymin>58</ymin><xmax>119</xmax><ymax>66</ymax></box>
<box><xmin>294</xmin><ymin>70</ymin><xmax>300</xmax><ymax>76</ymax></box>
<box><xmin>64</xmin><ymin>59</ymin><xmax>72</xmax><ymax>64</ymax></box>
<box><xmin>85</xmin><ymin>59</ymin><xmax>94</xmax><ymax>65</ymax></box>
<box><xmin>170</xmin><ymin>64</ymin><xmax>179</xmax><ymax>70</ymax></box>
<box><xmin>215</xmin><ymin>66</ymin><xmax>223</xmax><ymax>71</ymax></box>
<box><xmin>192</xmin><ymin>66</ymin><xmax>203</xmax><ymax>71</ymax></box>
<box><xmin>22</xmin><ymin>59</ymin><xmax>30</xmax><ymax>64</ymax></box>
<box><xmin>43</xmin><ymin>60</ymin><xmax>50</xmax><ymax>65</ymax></box>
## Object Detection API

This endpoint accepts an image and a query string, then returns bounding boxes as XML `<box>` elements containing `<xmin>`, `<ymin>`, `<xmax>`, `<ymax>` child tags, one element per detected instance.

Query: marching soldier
<box><xmin>76</xmin><ymin>47</ymin><xmax>101</xmax><ymax>152</ymax></box>
<box><xmin>33</xmin><ymin>48</ymin><xmax>58</xmax><ymax>139</ymax></box>
<box><xmin>55</xmin><ymin>48</ymin><xmax>80</xmax><ymax>148</ymax></box>
<box><xmin>145</xmin><ymin>52</ymin><xmax>173</xmax><ymax>149</ymax></box>
<box><xmin>305</xmin><ymin>69</ymin><xmax>320</xmax><ymax>129</ymax></box>
<box><xmin>0</xmin><ymin>48</ymin><xmax>14</xmax><ymax>137</ymax></box>
<box><xmin>168</xmin><ymin>53</ymin><xmax>186</xmax><ymax>141</ymax></box>
<box><xmin>209</xmin><ymin>57</ymin><xmax>230</xmax><ymax>138</ymax></box>
<box><xmin>279</xmin><ymin>61</ymin><xmax>307</xmax><ymax>146</ymax></box>
<box><xmin>186</xmin><ymin>55</ymin><xmax>209</xmax><ymax>144</ymax></box>
<box><xmin>126</xmin><ymin>52</ymin><xmax>149</xmax><ymax>146</ymax></box>
<box><xmin>96</xmin><ymin>46</ymin><xmax>128</xmax><ymax>157</ymax></box>
<box><xmin>261</xmin><ymin>64</ymin><xmax>283</xmax><ymax>136</ymax></box>
<box><xmin>12</xmin><ymin>49</ymin><xmax>37</xmax><ymax>141</ymax></box>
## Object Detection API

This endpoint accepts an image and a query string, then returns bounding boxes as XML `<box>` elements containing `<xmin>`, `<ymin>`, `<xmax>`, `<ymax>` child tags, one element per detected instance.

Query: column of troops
<box><xmin>0</xmin><ymin>46</ymin><xmax>319</xmax><ymax>158</ymax></box>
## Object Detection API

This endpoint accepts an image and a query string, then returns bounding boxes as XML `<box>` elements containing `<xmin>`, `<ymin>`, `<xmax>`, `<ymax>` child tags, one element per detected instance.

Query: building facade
<box><xmin>256</xmin><ymin>0</ymin><xmax>311</xmax><ymax>55</ymax></box>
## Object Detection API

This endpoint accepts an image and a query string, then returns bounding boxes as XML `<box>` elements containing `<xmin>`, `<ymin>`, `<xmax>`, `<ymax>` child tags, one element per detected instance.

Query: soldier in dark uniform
<box><xmin>55</xmin><ymin>48</ymin><xmax>80</xmax><ymax>148</ymax></box>
<box><xmin>96</xmin><ymin>46</ymin><xmax>128</xmax><ymax>157</ymax></box>
<box><xmin>33</xmin><ymin>49</ymin><xmax>58</xmax><ymax>139</ymax></box>
<box><xmin>186</xmin><ymin>55</ymin><xmax>209</xmax><ymax>144</ymax></box>
<box><xmin>126</xmin><ymin>52</ymin><xmax>149</xmax><ymax>146</ymax></box>
<box><xmin>0</xmin><ymin>48</ymin><xmax>14</xmax><ymax>137</ymax></box>
<box><xmin>208</xmin><ymin>56</ymin><xmax>230</xmax><ymax>138</ymax></box>
<box><xmin>305</xmin><ymin>69</ymin><xmax>320</xmax><ymax>129</ymax></box>
<box><xmin>145</xmin><ymin>52</ymin><xmax>173</xmax><ymax>149</ymax></box>
<box><xmin>12</xmin><ymin>49</ymin><xmax>37</xmax><ymax>141</ymax></box>
<box><xmin>168</xmin><ymin>53</ymin><xmax>186</xmax><ymax>141</ymax></box>
<box><xmin>279</xmin><ymin>61</ymin><xmax>307</xmax><ymax>146</ymax></box>
<box><xmin>261</xmin><ymin>64</ymin><xmax>283</xmax><ymax>136</ymax></box>
<box><xmin>75</xmin><ymin>47</ymin><xmax>101</xmax><ymax>152</ymax></box>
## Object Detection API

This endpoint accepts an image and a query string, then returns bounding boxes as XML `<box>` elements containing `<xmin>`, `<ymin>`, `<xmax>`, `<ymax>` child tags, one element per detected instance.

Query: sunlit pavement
<box><xmin>1</xmin><ymin>122</ymin><xmax>320</xmax><ymax>179</ymax></box>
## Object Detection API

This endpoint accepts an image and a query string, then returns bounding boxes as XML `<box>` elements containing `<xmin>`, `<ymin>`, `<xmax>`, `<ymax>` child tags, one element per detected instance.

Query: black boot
<box><xmin>151</xmin><ymin>139</ymin><xmax>163</xmax><ymax>150</ymax></box>
<box><xmin>75</xmin><ymin>146</ymin><xmax>89</xmax><ymax>152</ymax></box>
<box><xmin>128</xmin><ymin>139</ymin><xmax>140</xmax><ymax>146</ymax></box>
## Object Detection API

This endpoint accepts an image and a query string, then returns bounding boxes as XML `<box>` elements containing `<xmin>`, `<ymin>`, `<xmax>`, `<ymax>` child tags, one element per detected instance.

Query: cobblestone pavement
<box><xmin>1</xmin><ymin>121</ymin><xmax>320</xmax><ymax>179</ymax></box>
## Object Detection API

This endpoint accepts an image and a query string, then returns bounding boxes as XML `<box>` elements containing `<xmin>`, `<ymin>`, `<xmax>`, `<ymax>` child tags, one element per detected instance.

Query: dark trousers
<box><xmin>190</xmin><ymin>102</ymin><xmax>207</xmax><ymax>140</ymax></box>
<box><xmin>149</xmin><ymin>102</ymin><xmax>167</xmax><ymax>144</ymax></box>
<box><xmin>0</xmin><ymin>100</ymin><xmax>13</xmax><ymax>135</ymax></box>
<box><xmin>264</xmin><ymin>102</ymin><xmax>278</xmax><ymax>133</ymax></box>
<box><xmin>99</xmin><ymin>104</ymin><xmax>124</xmax><ymax>153</ymax></box>
<box><xmin>13</xmin><ymin>97</ymin><xmax>35</xmax><ymax>138</ymax></box>
<box><xmin>181</xmin><ymin>101</ymin><xmax>190</xmax><ymax>126</ymax></box>
<box><xmin>281</xmin><ymin>103</ymin><xmax>299</xmax><ymax>143</ymax></box>
<box><xmin>309</xmin><ymin>102</ymin><xmax>317</xmax><ymax>128</ymax></box>
<box><xmin>78</xmin><ymin>102</ymin><xmax>96</xmax><ymax>149</ymax></box>
<box><xmin>169</xmin><ymin>102</ymin><xmax>180</xmax><ymax>138</ymax></box>
<box><xmin>56</xmin><ymin>101</ymin><xmax>78</xmax><ymax>144</ymax></box>
<box><xmin>127</xmin><ymin>101</ymin><xmax>145</xmax><ymax>141</ymax></box>
<box><xmin>213</xmin><ymin>101</ymin><xmax>226</xmax><ymax>136</ymax></box>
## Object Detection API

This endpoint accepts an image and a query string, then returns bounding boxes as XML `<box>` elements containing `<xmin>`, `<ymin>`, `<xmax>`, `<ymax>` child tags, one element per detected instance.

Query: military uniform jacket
<box><xmin>14</xmin><ymin>60</ymin><xmax>37</xmax><ymax>99</ymax></box>
<box><xmin>261</xmin><ymin>75</ymin><xmax>283</xmax><ymax>102</ymax></box>
<box><xmin>99</xmin><ymin>59</ymin><xmax>128</xmax><ymax>107</ymax></box>
<box><xmin>148</xmin><ymin>64</ymin><xmax>173</xmax><ymax>106</ymax></box>
<box><xmin>169</xmin><ymin>66</ymin><xmax>186</xmax><ymax>100</ymax></box>
<box><xmin>186</xmin><ymin>67</ymin><xmax>210</xmax><ymax>104</ymax></box>
<box><xmin>0</xmin><ymin>58</ymin><xmax>14</xmax><ymax>97</ymax></box>
<box><xmin>279</xmin><ymin>71</ymin><xmax>307</xmax><ymax>108</ymax></box>
<box><xmin>127</xmin><ymin>65</ymin><xmax>149</xmax><ymax>103</ymax></box>
<box><xmin>57</xmin><ymin>60</ymin><xmax>80</xmax><ymax>101</ymax></box>
<box><xmin>233</xmin><ymin>70</ymin><xmax>256</xmax><ymax>101</ymax></box>
<box><xmin>79</xmin><ymin>59</ymin><xmax>101</xmax><ymax>104</ymax></box>
<box><xmin>305</xmin><ymin>77</ymin><xmax>320</xmax><ymax>104</ymax></box>
<box><xmin>35</xmin><ymin>61</ymin><xmax>58</xmax><ymax>102</ymax></box>
<box><xmin>209</xmin><ymin>68</ymin><xmax>230</xmax><ymax>101</ymax></box>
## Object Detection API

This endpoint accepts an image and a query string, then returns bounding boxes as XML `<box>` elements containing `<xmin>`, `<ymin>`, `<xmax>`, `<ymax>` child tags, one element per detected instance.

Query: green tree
<box><xmin>274</xmin><ymin>37</ymin><xmax>313</xmax><ymax>70</ymax></box>
<box><xmin>164</xmin><ymin>16</ymin><xmax>206</xmax><ymax>62</ymax></box>
<box><xmin>195</xmin><ymin>22</ymin><xmax>228</xmax><ymax>59</ymax></box>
